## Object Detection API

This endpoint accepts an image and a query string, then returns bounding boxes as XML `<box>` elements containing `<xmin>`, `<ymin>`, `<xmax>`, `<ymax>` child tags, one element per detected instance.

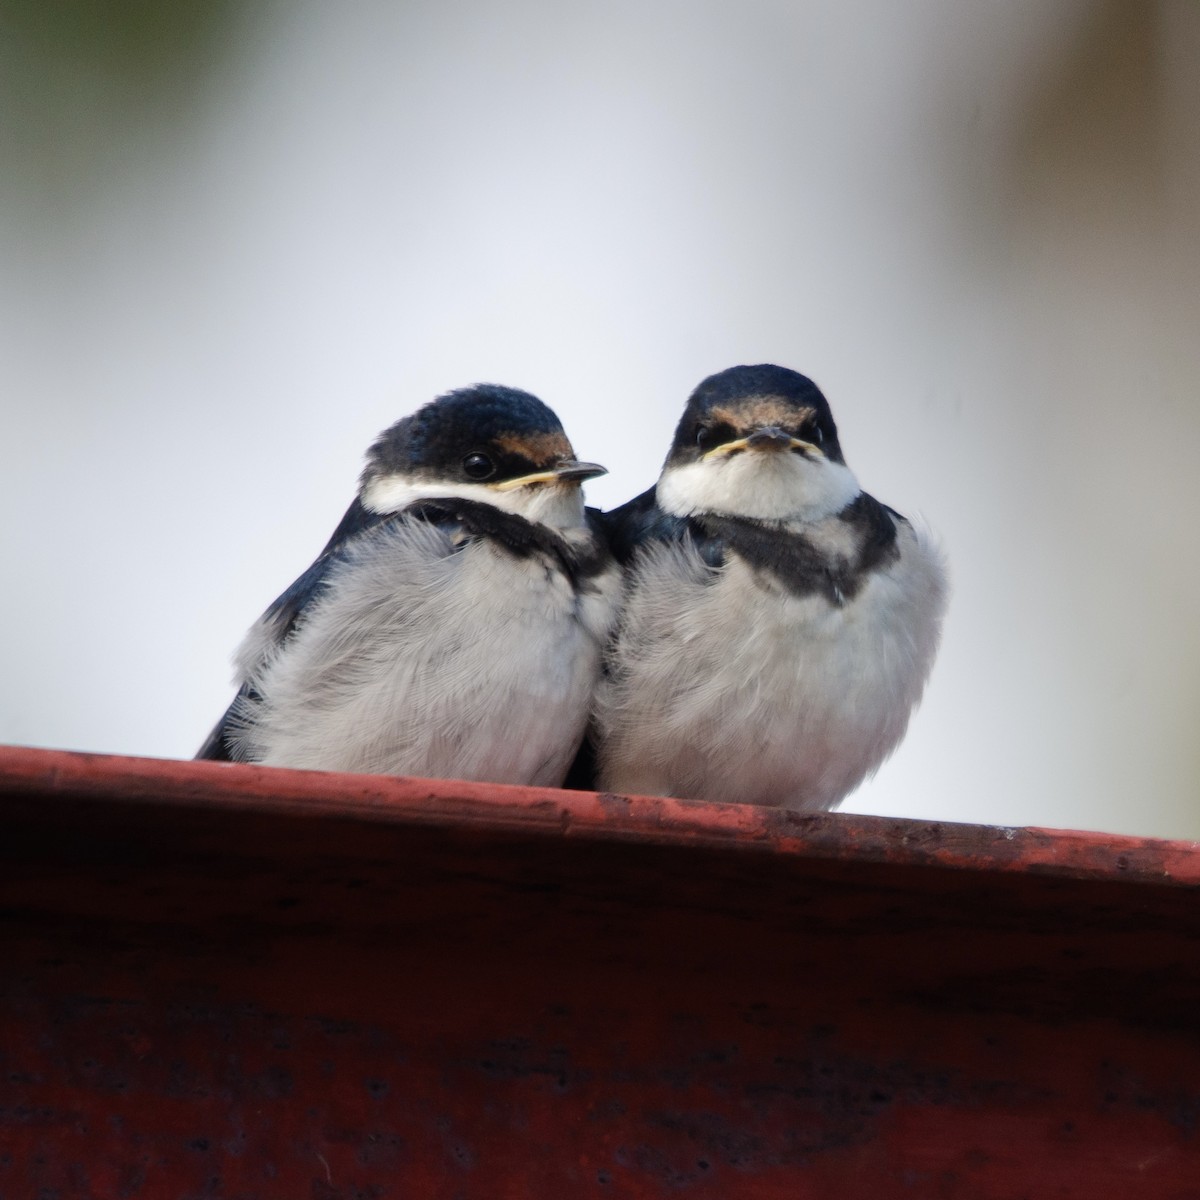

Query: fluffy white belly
<box><xmin>596</xmin><ymin>523</ymin><xmax>945</xmax><ymax>810</ymax></box>
<box><xmin>239</xmin><ymin>522</ymin><xmax>619</xmax><ymax>786</ymax></box>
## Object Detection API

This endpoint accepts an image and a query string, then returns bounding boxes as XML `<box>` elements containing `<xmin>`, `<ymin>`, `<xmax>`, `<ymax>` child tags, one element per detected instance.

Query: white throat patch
<box><xmin>362</xmin><ymin>474</ymin><xmax>588</xmax><ymax>530</ymax></box>
<box><xmin>656</xmin><ymin>450</ymin><xmax>861</xmax><ymax>523</ymax></box>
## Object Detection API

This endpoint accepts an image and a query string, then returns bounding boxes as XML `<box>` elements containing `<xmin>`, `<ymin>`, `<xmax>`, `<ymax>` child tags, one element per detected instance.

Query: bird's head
<box><xmin>657</xmin><ymin>364</ymin><xmax>860</xmax><ymax>522</ymax></box>
<box><xmin>360</xmin><ymin>385</ymin><xmax>605</xmax><ymax>528</ymax></box>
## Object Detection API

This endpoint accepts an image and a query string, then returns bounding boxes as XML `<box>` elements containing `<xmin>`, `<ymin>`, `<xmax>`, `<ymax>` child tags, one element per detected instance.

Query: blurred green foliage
<box><xmin>1</xmin><ymin>0</ymin><xmax>242</xmax><ymax>84</ymax></box>
<box><xmin>0</xmin><ymin>0</ymin><xmax>257</xmax><ymax>207</ymax></box>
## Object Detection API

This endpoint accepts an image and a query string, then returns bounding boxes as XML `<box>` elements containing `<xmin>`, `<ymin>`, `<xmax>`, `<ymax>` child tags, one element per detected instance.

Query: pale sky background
<box><xmin>3</xmin><ymin>2</ymin><xmax>1199</xmax><ymax>838</ymax></box>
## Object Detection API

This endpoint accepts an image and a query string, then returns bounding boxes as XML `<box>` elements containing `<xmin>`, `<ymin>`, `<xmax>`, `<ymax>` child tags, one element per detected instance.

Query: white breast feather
<box><xmin>595</xmin><ymin>517</ymin><xmax>947</xmax><ymax>810</ymax></box>
<box><xmin>229</xmin><ymin>517</ymin><xmax>620</xmax><ymax>786</ymax></box>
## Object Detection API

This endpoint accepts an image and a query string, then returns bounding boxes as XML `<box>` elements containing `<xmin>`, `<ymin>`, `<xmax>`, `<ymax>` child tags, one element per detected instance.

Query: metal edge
<box><xmin>1</xmin><ymin>745</ymin><xmax>1198</xmax><ymax>887</ymax></box>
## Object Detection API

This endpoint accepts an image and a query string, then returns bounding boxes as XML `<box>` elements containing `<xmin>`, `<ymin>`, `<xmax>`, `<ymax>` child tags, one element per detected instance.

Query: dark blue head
<box><xmin>362</xmin><ymin>384</ymin><xmax>602</xmax><ymax>491</ymax></box>
<box><xmin>666</xmin><ymin>365</ymin><xmax>845</xmax><ymax>467</ymax></box>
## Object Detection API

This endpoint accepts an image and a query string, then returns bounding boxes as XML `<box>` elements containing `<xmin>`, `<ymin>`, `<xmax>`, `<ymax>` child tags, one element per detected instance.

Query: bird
<box><xmin>197</xmin><ymin>384</ymin><xmax>621</xmax><ymax>786</ymax></box>
<box><xmin>588</xmin><ymin>363</ymin><xmax>947</xmax><ymax>811</ymax></box>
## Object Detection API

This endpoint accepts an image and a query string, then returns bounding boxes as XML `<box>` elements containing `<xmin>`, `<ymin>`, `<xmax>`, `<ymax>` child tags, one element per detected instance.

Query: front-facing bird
<box><xmin>198</xmin><ymin>385</ymin><xmax>620</xmax><ymax>785</ymax></box>
<box><xmin>592</xmin><ymin>364</ymin><xmax>947</xmax><ymax>811</ymax></box>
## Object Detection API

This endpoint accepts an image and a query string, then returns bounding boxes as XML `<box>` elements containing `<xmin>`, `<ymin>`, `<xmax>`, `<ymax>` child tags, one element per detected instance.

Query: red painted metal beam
<box><xmin>2</xmin><ymin>745</ymin><xmax>1197</xmax><ymax>885</ymax></box>
<box><xmin>2</xmin><ymin>746</ymin><xmax>1199</xmax><ymax>1198</ymax></box>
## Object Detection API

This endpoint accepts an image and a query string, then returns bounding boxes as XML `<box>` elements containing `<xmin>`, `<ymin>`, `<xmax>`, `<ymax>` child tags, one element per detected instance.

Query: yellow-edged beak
<box><xmin>701</xmin><ymin>426</ymin><xmax>820</xmax><ymax>461</ymax></box>
<box><xmin>492</xmin><ymin>460</ymin><xmax>608</xmax><ymax>491</ymax></box>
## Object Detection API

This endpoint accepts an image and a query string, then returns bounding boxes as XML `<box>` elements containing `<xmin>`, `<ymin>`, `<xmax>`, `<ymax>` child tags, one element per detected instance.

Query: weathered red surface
<box><xmin>2</xmin><ymin>745</ymin><xmax>1199</xmax><ymax>1198</ymax></box>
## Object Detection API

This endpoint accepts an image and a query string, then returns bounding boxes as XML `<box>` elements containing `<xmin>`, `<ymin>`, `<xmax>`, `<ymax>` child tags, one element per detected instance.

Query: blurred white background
<box><xmin>2</xmin><ymin>1</ymin><xmax>1198</xmax><ymax>837</ymax></box>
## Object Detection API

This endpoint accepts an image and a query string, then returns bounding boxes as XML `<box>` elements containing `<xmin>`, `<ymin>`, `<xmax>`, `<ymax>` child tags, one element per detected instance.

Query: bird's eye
<box><xmin>462</xmin><ymin>452</ymin><xmax>495</xmax><ymax>480</ymax></box>
<box><xmin>811</xmin><ymin>426</ymin><xmax>825</xmax><ymax>445</ymax></box>
<box><xmin>696</xmin><ymin>422</ymin><xmax>733</xmax><ymax>455</ymax></box>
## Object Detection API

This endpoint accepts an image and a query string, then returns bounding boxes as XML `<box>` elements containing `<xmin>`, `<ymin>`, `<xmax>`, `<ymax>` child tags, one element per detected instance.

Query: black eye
<box><xmin>462</xmin><ymin>452</ymin><xmax>495</xmax><ymax>480</ymax></box>
<box><xmin>810</xmin><ymin>425</ymin><xmax>825</xmax><ymax>445</ymax></box>
<box><xmin>696</xmin><ymin>422</ymin><xmax>734</xmax><ymax>455</ymax></box>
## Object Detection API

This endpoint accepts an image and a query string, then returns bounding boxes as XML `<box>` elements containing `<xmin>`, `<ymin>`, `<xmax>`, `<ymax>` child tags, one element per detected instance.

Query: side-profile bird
<box><xmin>590</xmin><ymin>363</ymin><xmax>947</xmax><ymax>811</ymax></box>
<box><xmin>198</xmin><ymin>384</ymin><xmax>620</xmax><ymax>786</ymax></box>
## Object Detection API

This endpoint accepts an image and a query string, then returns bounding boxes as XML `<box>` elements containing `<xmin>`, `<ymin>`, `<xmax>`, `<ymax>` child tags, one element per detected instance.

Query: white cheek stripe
<box><xmin>362</xmin><ymin>473</ymin><xmax>588</xmax><ymax>530</ymax></box>
<box><xmin>363</xmin><ymin>476</ymin><xmax>509</xmax><ymax>514</ymax></box>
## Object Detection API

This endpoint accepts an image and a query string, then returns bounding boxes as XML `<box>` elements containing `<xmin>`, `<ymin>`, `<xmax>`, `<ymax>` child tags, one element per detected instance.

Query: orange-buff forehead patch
<box><xmin>494</xmin><ymin>430</ymin><xmax>574</xmax><ymax>464</ymax></box>
<box><xmin>709</xmin><ymin>398</ymin><xmax>817</xmax><ymax>430</ymax></box>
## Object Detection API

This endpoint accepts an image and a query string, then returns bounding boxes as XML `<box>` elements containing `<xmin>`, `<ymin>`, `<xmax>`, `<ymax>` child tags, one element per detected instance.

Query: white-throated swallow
<box><xmin>588</xmin><ymin>363</ymin><xmax>947</xmax><ymax>810</ymax></box>
<box><xmin>198</xmin><ymin>384</ymin><xmax>621</xmax><ymax>786</ymax></box>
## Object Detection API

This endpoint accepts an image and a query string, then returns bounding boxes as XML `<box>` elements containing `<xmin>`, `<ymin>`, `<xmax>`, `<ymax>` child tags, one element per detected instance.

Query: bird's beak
<box><xmin>492</xmin><ymin>461</ymin><xmax>608</xmax><ymax>490</ymax></box>
<box><xmin>702</xmin><ymin>427</ymin><xmax>819</xmax><ymax>460</ymax></box>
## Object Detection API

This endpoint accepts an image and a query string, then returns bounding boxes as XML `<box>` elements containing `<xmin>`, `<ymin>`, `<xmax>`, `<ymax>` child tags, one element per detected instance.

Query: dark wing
<box><xmin>195</xmin><ymin>497</ymin><xmax>408</xmax><ymax>761</ymax></box>
<box><xmin>262</xmin><ymin>498</ymin><xmax>394</xmax><ymax>644</ymax></box>
<box><xmin>602</xmin><ymin>486</ymin><xmax>726</xmax><ymax>569</ymax></box>
<box><xmin>600</xmin><ymin>486</ymin><xmax>666</xmax><ymax>563</ymax></box>
<box><xmin>195</xmin><ymin>689</ymin><xmax>251</xmax><ymax>761</ymax></box>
